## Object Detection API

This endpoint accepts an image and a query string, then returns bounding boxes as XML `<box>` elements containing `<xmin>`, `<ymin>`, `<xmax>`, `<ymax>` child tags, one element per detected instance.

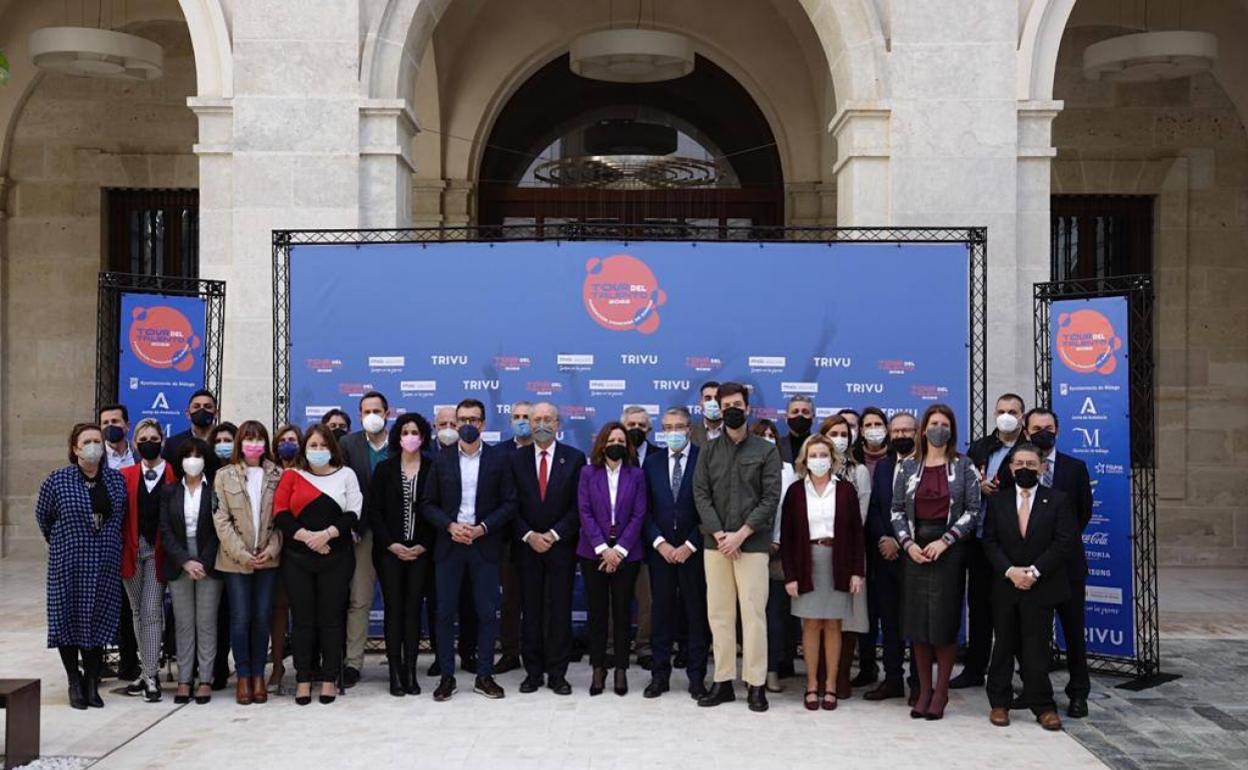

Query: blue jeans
<box><xmin>223</xmin><ymin>569</ymin><xmax>278</xmax><ymax>678</ymax></box>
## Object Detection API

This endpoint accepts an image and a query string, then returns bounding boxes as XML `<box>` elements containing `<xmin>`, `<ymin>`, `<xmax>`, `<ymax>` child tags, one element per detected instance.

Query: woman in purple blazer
<box><xmin>577</xmin><ymin>421</ymin><xmax>647</xmax><ymax>696</ymax></box>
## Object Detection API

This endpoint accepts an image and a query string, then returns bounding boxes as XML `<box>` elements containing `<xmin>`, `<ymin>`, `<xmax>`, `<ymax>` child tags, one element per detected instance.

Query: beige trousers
<box><xmin>345</xmin><ymin>530</ymin><xmax>376</xmax><ymax>670</ymax></box>
<box><xmin>704</xmin><ymin>550</ymin><xmax>769</xmax><ymax>686</ymax></box>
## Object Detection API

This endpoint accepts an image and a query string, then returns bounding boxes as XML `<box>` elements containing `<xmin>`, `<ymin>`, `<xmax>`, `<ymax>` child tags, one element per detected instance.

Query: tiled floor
<box><xmin>2</xmin><ymin>559</ymin><xmax>1244</xmax><ymax>769</ymax></box>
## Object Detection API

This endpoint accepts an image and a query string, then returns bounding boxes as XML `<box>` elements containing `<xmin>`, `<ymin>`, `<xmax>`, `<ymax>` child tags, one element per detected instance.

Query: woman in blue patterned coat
<box><xmin>36</xmin><ymin>423</ymin><xmax>127</xmax><ymax>709</ymax></box>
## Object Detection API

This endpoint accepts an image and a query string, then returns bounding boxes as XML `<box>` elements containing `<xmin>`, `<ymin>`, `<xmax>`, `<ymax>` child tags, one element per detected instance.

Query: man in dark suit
<box><xmin>489</xmin><ymin>400</ymin><xmax>535</xmax><ymax>675</ymax></box>
<box><xmin>643</xmin><ymin>406</ymin><xmax>710</xmax><ymax>699</ymax></box>
<box><xmin>862</xmin><ymin>411</ymin><xmax>917</xmax><ymax>702</ymax></box>
<box><xmin>777</xmin><ymin>395</ymin><xmax>814</xmax><ymax>464</ymax></box>
<box><xmin>509</xmin><ymin>402</ymin><xmax>586</xmax><ymax>695</ymax></box>
<box><xmin>337</xmin><ymin>389</ymin><xmax>392</xmax><ymax>687</ymax></box>
<box><xmin>1023</xmin><ymin>407</ymin><xmax>1094</xmax><ymax>718</ymax></box>
<box><xmin>421</xmin><ymin>398</ymin><xmax>516</xmax><ymax>701</ymax></box>
<box><xmin>982</xmin><ymin>442</ymin><xmax>1078</xmax><ymax>731</ymax></box>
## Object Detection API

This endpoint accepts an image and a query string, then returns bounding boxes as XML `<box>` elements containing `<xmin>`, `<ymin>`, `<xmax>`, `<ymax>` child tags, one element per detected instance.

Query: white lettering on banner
<box><xmin>626</xmin><ymin>404</ymin><xmax>661</xmax><ymax>417</ymax></box>
<box><xmin>812</xmin><ymin>356</ymin><xmax>852</xmax><ymax>368</ymax></box>
<box><xmin>368</xmin><ymin>356</ymin><xmax>405</xmax><ymax>368</ymax></box>
<box><xmin>589</xmin><ymin>380</ymin><xmax>626</xmax><ymax>392</ymax></box>
<box><xmin>481</xmin><ymin>431</ymin><xmax>501</xmax><ymax>443</ymax></box>
<box><xmin>305</xmin><ymin>405</ymin><xmax>340</xmax><ymax>418</ymax></box>
<box><xmin>620</xmin><ymin>354</ymin><xmax>659</xmax><ymax>365</ymax></box>
<box><xmin>748</xmin><ymin>356</ymin><xmax>786</xmax><ymax>368</ymax></box>
<box><xmin>400</xmin><ymin>380</ymin><xmax>437</xmax><ymax>393</ymax></box>
<box><xmin>815</xmin><ymin>407</ymin><xmax>837</xmax><ymax>418</ymax></box>
<box><xmin>1074</xmin><ymin>427</ymin><xmax>1102</xmax><ymax>448</ymax></box>
<box><xmin>1085</xmin><ymin>585</ymin><xmax>1123</xmax><ymax>605</ymax></box>
<box><xmin>845</xmin><ymin>383</ymin><xmax>885</xmax><ymax>394</ymax></box>
<box><xmin>1080</xmin><ymin>397</ymin><xmax>1098</xmax><ymax>415</ymax></box>
<box><xmin>462</xmin><ymin>380</ymin><xmax>500</xmax><ymax>391</ymax></box>
<box><xmin>1085</xmin><ymin>627</ymin><xmax>1125</xmax><ymax>647</ymax></box>
<box><xmin>781</xmin><ymin>381</ymin><xmax>819</xmax><ymax>394</ymax></box>
<box><xmin>652</xmin><ymin>380</ymin><xmax>690</xmax><ymax>390</ymax></box>
<box><xmin>151</xmin><ymin>392</ymin><xmax>170</xmax><ymax>410</ymax></box>
<box><xmin>557</xmin><ymin>354</ymin><xmax>594</xmax><ymax>366</ymax></box>
<box><xmin>1083</xmin><ymin>531</ymin><xmax>1110</xmax><ymax>546</ymax></box>
<box><xmin>430</xmin><ymin>355</ymin><xmax>468</xmax><ymax>366</ymax></box>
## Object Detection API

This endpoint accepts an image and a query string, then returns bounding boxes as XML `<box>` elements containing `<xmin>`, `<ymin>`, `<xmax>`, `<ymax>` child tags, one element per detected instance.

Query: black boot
<box><xmin>404</xmin><ymin>652</ymin><xmax>421</xmax><ymax>695</ymax></box>
<box><xmin>388</xmin><ymin>658</ymin><xmax>406</xmax><ymax>697</ymax></box>
<box><xmin>590</xmin><ymin>667</ymin><xmax>607</xmax><ymax>696</ymax></box>
<box><xmin>67</xmin><ymin>668</ymin><xmax>87</xmax><ymax>710</ymax></box>
<box><xmin>82</xmin><ymin>650</ymin><xmax>104</xmax><ymax>708</ymax></box>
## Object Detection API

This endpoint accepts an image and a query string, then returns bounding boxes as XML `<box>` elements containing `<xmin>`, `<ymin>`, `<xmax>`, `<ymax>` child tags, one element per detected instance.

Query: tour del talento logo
<box><xmin>582</xmin><ymin>254</ymin><xmax>666</xmax><ymax>334</ymax></box>
<box><xmin>128</xmin><ymin>305</ymin><xmax>201</xmax><ymax>372</ymax></box>
<box><xmin>1056</xmin><ymin>308</ymin><xmax>1122</xmax><ymax>375</ymax></box>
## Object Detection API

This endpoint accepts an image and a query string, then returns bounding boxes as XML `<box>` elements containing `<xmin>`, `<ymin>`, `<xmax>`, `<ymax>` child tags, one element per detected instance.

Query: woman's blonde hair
<box><xmin>794</xmin><ymin>433</ymin><xmax>837</xmax><ymax>479</ymax></box>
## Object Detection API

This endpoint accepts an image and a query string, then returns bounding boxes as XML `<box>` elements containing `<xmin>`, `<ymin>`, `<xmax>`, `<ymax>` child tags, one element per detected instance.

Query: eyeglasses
<box><xmin>458</xmin><ymin>416</ymin><xmax>484</xmax><ymax>426</ymax></box>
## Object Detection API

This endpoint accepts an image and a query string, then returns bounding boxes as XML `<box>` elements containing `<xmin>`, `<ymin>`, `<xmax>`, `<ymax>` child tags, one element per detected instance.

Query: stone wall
<box><xmin>0</xmin><ymin>22</ymin><xmax>198</xmax><ymax>556</ymax></box>
<box><xmin>1053</xmin><ymin>26</ymin><xmax>1248</xmax><ymax>565</ymax></box>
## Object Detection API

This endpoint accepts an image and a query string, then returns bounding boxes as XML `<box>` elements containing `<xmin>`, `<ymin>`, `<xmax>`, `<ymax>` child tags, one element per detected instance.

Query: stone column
<box><xmin>360</xmin><ymin>99</ymin><xmax>419</xmax><ymax>228</ymax></box>
<box><xmin>829</xmin><ymin>104</ymin><xmax>891</xmax><ymax>226</ymax></box>
<box><xmin>1017</xmin><ymin>100</ymin><xmax>1063</xmax><ymax>401</ymax></box>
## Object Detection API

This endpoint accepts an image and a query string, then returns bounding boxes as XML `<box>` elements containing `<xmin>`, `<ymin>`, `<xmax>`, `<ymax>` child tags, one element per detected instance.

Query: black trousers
<box><xmin>425</xmin><ymin>565</ymin><xmax>478</xmax><ymax>660</ymax></box>
<box><xmin>283</xmin><ymin>551</ymin><xmax>354</xmax><ymax>684</ymax></box>
<box><xmin>1057</xmin><ymin>578</ymin><xmax>1090</xmax><ymax>699</ymax></box>
<box><xmin>117</xmin><ymin>590</ymin><xmax>138</xmax><ymax>673</ymax></box>
<box><xmin>517</xmin><ymin>541</ymin><xmax>577</xmax><ymax>679</ymax></box>
<box><xmin>648</xmin><ymin>552</ymin><xmax>709</xmax><ymax>683</ymax></box>
<box><xmin>581</xmin><ymin>558</ymin><xmax>640</xmax><ymax>670</ymax></box>
<box><xmin>375</xmin><ymin>549</ymin><xmax>432</xmax><ymax>665</ymax></box>
<box><xmin>499</xmin><ymin>538</ymin><xmax>522</xmax><ymax>660</ymax></box>
<box><xmin>870</xmin><ymin>551</ymin><xmax>910</xmax><ymax>683</ymax></box>
<box><xmin>962</xmin><ymin>534</ymin><xmax>994</xmax><ymax>675</ymax></box>
<box><xmin>987</xmin><ymin>593</ymin><xmax>1056</xmax><ymax>714</ymax></box>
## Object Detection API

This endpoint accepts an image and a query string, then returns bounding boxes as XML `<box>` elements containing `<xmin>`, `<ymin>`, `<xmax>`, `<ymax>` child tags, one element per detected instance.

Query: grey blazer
<box><xmin>339</xmin><ymin>430</ymin><xmax>392</xmax><ymax>535</ymax></box>
<box><xmin>889</xmin><ymin>454</ymin><xmax>982</xmax><ymax>548</ymax></box>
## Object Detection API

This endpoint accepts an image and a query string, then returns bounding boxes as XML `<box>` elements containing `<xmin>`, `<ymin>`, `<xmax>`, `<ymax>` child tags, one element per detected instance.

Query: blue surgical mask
<box><xmin>512</xmin><ymin>420</ymin><xmax>531</xmax><ymax>439</ymax></box>
<box><xmin>703</xmin><ymin>400</ymin><xmax>722</xmax><ymax>421</ymax></box>
<box><xmin>214</xmin><ymin>442</ymin><xmax>234</xmax><ymax>460</ymax></box>
<box><xmin>663</xmin><ymin>431</ymin><xmax>689</xmax><ymax>453</ymax></box>
<box><xmin>306</xmin><ymin>449</ymin><xmax>332</xmax><ymax>468</ymax></box>
<box><xmin>532</xmin><ymin>425</ymin><xmax>556</xmax><ymax>444</ymax></box>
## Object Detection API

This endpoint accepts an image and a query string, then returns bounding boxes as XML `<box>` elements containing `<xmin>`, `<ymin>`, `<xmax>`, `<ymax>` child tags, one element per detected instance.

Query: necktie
<box><xmin>538</xmin><ymin>450</ymin><xmax>549</xmax><ymax>501</ymax></box>
<box><xmin>671</xmin><ymin>452</ymin><xmax>683</xmax><ymax>501</ymax></box>
<box><xmin>1041</xmin><ymin>458</ymin><xmax>1054</xmax><ymax>487</ymax></box>
<box><xmin>1018</xmin><ymin>488</ymin><xmax>1032</xmax><ymax>538</ymax></box>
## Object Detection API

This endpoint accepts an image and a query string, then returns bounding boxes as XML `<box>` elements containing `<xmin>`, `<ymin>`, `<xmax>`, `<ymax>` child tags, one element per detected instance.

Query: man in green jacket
<box><xmin>691</xmin><ymin>381</ymin><xmax>782</xmax><ymax>712</ymax></box>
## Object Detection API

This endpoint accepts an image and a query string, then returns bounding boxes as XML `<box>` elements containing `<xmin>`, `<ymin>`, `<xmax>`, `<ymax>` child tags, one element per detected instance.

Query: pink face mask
<box><xmin>400</xmin><ymin>434</ymin><xmax>422</xmax><ymax>453</ymax></box>
<box><xmin>241</xmin><ymin>440</ymin><xmax>267</xmax><ymax>459</ymax></box>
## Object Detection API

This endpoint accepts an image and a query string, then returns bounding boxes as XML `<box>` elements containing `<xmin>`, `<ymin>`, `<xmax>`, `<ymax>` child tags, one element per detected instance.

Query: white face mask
<box><xmin>830</xmin><ymin>436</ymin><xmax>850</xmax><ymax>454</ymax></box>
<box><xmin>437</xmin><ymin>427</ymin><xmax>459</xmax><ymax>447</ymax></box>
<box><xmin>77</xmin><ymin>441</ymin><xmax>104</xmax><ymax>463</ymax></box>
<box><xmin>182</xmin><ymin>457</ymin><xmax>205</xmax><ymax>477</ymax></box>
<box><xmin>995</xmin><ymin>413</ymin><xmax>1020</xmax><ymax>434</ymax></box>
<box><xmin>806</xmin><ymin>457</ymin><xmax>832</xmax><ymax>477</ymax></box>
<box><xmin>362</xmin><ymin>413</ymin><xmax>386</xmax><ymax>434</ymax></box>
<box><xmin>863</xmin><ymin>427</ymin><xmax>888</xmax><ymax>447</ymax></box>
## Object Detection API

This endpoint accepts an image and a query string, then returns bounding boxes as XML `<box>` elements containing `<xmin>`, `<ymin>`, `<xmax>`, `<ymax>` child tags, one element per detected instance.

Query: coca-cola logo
<box><xmin>1082</xmin><ymin>531</ymin><xmax>1109</xmax><ymax>546</ymax></box>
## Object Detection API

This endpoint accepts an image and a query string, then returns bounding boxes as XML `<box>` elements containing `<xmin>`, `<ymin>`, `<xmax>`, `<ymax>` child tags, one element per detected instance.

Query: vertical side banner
<box><xmin>1050</xmin><ymin>296</ymin><xmax>1135</xmax><ymax>658</ymax></box>
<box><xmin>118</xmin><ymin>292</ymin><xmax>207</xmax><ymax>437</ymax></box>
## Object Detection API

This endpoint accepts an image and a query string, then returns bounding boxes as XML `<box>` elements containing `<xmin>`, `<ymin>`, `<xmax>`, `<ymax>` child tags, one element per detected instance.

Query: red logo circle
<box><xmin>1056</xmin><ymin>309</ymin><xmax>1122</xmax><ymax>375</ymax></box>
<box><xmin>128</xmin><ymin>305</ymin><xmax>200</xmax><ymax>372</ymax></box>
<box><xmin>582</xmin><ymin>255</ymin><xmax>667</xmax><ymax>334</ymax></box>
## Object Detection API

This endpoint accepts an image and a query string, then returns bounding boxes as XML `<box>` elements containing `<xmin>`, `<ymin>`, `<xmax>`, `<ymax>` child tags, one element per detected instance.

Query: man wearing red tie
<box><xmin>981</xmin><ymin>443</ymin><xmax>1078</xmax><ymax>731</ymax></box>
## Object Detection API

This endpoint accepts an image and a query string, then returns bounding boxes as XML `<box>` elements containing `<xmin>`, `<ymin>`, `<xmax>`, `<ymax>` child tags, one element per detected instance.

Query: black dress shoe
<box><xmin>614</xmin><ymin>669</ymin><xmax>628</xmax><ymax>696</ymax></box>
<box><xmin>643</xmin><ymin>677</ymin><xmax>670</xmax><ymax>699</ymax></box>
<box><xmin>68</xmin><ymin>673</ymin><xmax>88</xmax><ymax>710</ymax></box>
<box><xmin>460</xmin><ymin>655</ymin><xmax>479</xmax><ymax>674</ymax></box>
<box><xmin>590</xmin><ymin>667</ymin><xmax>607</xmax><ymax>696</ymax></box>
<box><xmin>433</xmin><ymin>676</ymin><xmax>457</xmax><ymax>702</ymax></box>
<box><xmin>474</xmin><ymin>675</ymin><xmax>505</xmax><ymax>699</ymax></box>
<box><xmin>520</xmin><ymin>674</ymin><xmax>543</xmax><ymax>694</ymax></box>
<box><xmin>688</xmin><ymin>680</ymin><xmax>708</xmax><ymax>700</ymax></box>
<box><xmin>697</xmin><ymin>681</ymin><xmax>735</xmax><ymax>707</ymax></box>
<box><xmin>636</xmin><ymin>654</ymin><xmax>653</xmax><ymax>671</ymax></box>
<box><xmin>747</xmin><ymin>685</ymin><xmax>769</xmax><ymax>712</ymax></box>
<box><xmin>342</xmin><ymin>666</ymin><xmax>361</xmax><ymax>689</ymax></box>
<box><xmin>949</xmin><ymin>669</ymin><xmax>984</xmax><ymax>689</ymax></box>
<box><xmin>548</xmin><ymin>676</ymin><xmax>572</xmax><ymax>696</ymax></box>
<box><xmin>427</xmin><ymin>660</ymin><xmax>442</xmax><ymax>678</ymax></box>
<box><xmin>850</xmin><ymin>668</ymin><xmax>878</xmax><ymax>688</ymax></box>
<box><xmin>1067</xmin><ymin>697</ymin><xmax>1089</xmax><ymax>718</ymax></box>
<box><xmin>495</xmin><ymin>654</ymin><xmax>521</xmax><ymax>674</ymax></box>
<box><xmin>864</xmin><ymin>679</ymin><xmax>905</xmax><ymax>701</ymax></box>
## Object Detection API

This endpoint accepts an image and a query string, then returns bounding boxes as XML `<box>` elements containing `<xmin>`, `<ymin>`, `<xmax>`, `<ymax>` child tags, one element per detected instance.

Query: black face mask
<box><xmin>626</xmin><ymin>427</ymin><xmax>647</xmax><ymax>447</ymax></box>
<box><xmin>458</xmin><ymin>424</ymin><xmax>481</xmax><ymax>444</ymax></box>
<box><xmin>137</xmin><ymin>440</ymin><xmax>163</xmax><ymax>461</ymax></box>
<box><xmin>604</xmin><ymin>444</ymin><xmax>627</xmax><ymax>462</ymax></box>
<box><xmin>103</xmin><ymin>425</ymin><xmax>126</xmax><ymax>444</ymax></box>
<box><xmin>723</xmin><ymin>407</ymin><xmax>747</xmax><ymax>430</ymax></box>
<box><xmin>891</xmin><ymin>437</ymin><xmax>916</xmax><ymax>456</ymax></box>
<box><xmin>190</xmin><ymin>409</ymin><xmax>215</xmax><ymax>428</ymax></box>
<box><xmin>1029</xmin><ymin>429</ymin><xmax>1056</xmax><ymax>452</ymax></box>
<box><xmin>331</xmin><ymin>427</ymin><xmax>348</xmax><ymax>440</ymax></box>
<box><xmin>1013</xmin><ymin>467</ymin><xmax>1040</xmax><ymax>489</ymax></box>
<box><xmin>787</xmin><ymin>416</ymin><xmax>812</xmax><ymax>435</ymax></box>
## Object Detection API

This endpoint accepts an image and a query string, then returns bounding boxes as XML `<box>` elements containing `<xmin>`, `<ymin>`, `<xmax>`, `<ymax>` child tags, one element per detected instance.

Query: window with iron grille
<box><xmin>1050</xmin><ymin>195</ymin><xmax>1153</xmax><ymax>281</ymax></box>
<box><xmin>105</xmin><ymin>189</ymin><xmax>199</xmax><ymax>278</ymax></box>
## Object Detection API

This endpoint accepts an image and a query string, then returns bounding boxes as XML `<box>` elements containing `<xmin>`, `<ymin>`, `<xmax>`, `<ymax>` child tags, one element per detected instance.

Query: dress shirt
<box><xmin>595</xmin><ymin>462</ymin><xmax>628</xmax><ymax>557</ymax></box>
<box><xmin>804</xmin><ymin>477</ymin><xmax>838</xmax><ymax>540</ymax></box>
<box><xmin>245</xmin><ymin>465</ymin><xmax>264</xmax><ymax>549</ymax></box>
<box><xmin>107</xmin><ymin>443</ymin><xmax>135</xmax><ymax>470</ymax></box>
<box><xmin>522</xmin><ymin>442</ymin><xmax>561</xmax><ymax>543</ymax></box>
<box><xmin>652</xmin><ymin>449</ymin><xmax>698</xmax><ymax>552</ymax></box>
<box><xmin>1012</xmin><ymin>485</ymin><xmax>1041</xmax><ymax>578</ymax></box>
<box><xmin>183</xmin><ymin>478</ymin><xmax>203</xmax><ymax>538</ymax></box>
<box><xmin>457</xmin><ymin>443</ymin><xmax>482</xmax><ymax>526</ymax></box>
<box><xmin>141</xmin><ymin>460</ymin><xmax>166</xmax><ymax>492</ymax></box>
<box><xmin>704</xmin><ymin>421</ymin><xmax>722</xmax><ymax>442</ymax></box>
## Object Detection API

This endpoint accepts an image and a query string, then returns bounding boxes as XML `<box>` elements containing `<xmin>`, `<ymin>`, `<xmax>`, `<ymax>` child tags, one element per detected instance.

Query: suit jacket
<box><xmin>890</xmin><ymin>455</ymin><xmax>982</xmax><ymax>549</ymax></box>
<box><xmin>163</xmin><ymin>429</ymin><xmax>221</xmax><ymax>480</ymax></box>
<box><xmin>367</xmin><ymin>453</ymin><xmax>435</xmax><ymax>552</ymax></box>
<box><xmin>576</xmin><ymin>464</ymin><xmax>647</xmax><ymax>562</ymax></box>
<box><xmin>998</xmin><ymin>449</ymin><xmax>1093</xmax><ymax>580</ymax></box>
<box><xmin>631</xmin><ymin>440</ymin><xmax>662</xmax><ymax>467</ymax></box>
<box><xmin>689</xmin><ymin>420</ymin><xmax>723</xmax><ymax>448</ymax></box>
<box><xmin>777</xmin><ymin>431</ymin><xmax>810</xmax><ymax>464</ymax></box>
<box><xmin>643</xmin><ymin>445</ymin><xmax>701</xmax><ymax>553</ymax></box>
<box><xmin>865</xmin><ymin>452</ymin><xmax>904</xmax><ymax>544</ymax></box>
<box><xmin>419</xmin><ymin>442</ymin><xmax>516</xmax><ymax>562</ymax></box>
<box><xmin>121</xmin><ymin>462</ymin><xmax>176</xmax><ymax>581</ymax></box>
<box><xmin>158</xmin><ymin>479</ymin><xmax>220</xmax><ymax>581</ymax></box>
<box><xmin>339</xmin><ymin>430</ymin><xmax>392</xmax><ymax>535</ymax></box>
<box><xmin>981</xmin><ymin>485</ymin><xmax>1076</xmax><ymax>607</ymax></box>
<box><xmin>510</xmin><ymin>442</ymin><xmax>587</xmax><ymax>544</ymax></box>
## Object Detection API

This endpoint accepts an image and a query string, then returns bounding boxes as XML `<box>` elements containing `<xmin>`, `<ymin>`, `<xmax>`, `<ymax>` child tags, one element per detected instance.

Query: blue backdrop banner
<box><xmin>118</xmin><ymin>292</ymin><xmax>208</xmax><ymax>437</ymax></box>
<box><xmin>1050</xmin><ymin>295</ymin><xmax>1135</xmax><ymax>659</ymax></box>
<box><xmin>287</xmin><ymin>240</ymin><xmax>972</xmax><ymax>443</ymax></box>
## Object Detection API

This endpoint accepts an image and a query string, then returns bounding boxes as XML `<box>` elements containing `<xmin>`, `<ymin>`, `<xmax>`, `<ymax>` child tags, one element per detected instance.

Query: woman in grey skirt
<box><xmin>159</xmin><ymin>438</ymin><xmax>223</xmax><ymax>704</ymax></box>
<box><xmin>779</xmin><ymin>434</ymin><xmax>866</xmax><ymax>712</ymax></box>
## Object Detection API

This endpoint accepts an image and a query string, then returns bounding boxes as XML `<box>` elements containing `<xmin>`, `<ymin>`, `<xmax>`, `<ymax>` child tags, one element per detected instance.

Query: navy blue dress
<box><xmin>36</xmin><ymin>465</ymin><xmax>126</xmax><ymax>648</ymax></box>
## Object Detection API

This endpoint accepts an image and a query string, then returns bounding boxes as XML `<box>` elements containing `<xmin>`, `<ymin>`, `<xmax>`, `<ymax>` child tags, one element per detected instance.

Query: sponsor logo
<box><xmin>878</xmin><ymin>359</ymin><xmax>916</xmax><ymax>375</ymax></box>
<box><xmin>910</xmin><ymin>384</ymin><xmax>949</xmax><ymax>401</ymax></box>
<box><xmin>480</xmin><ymin>431</ymin><xmax>502</xmax><ymax>444</ymax></box>
<box><xmin>1085</xmin><ymin>585</ymin><xmax>1123</xmax><ymax>605</ymax></box>
<box><xmin>462</xmin><ymin>379</ymin><xmax>500</xmax><ymax>391</ymax></box>
<box><xmin>368</xmin><ymin>356</ymin><xmax>404</xmax><ymax>372</ymax></box>
<box><xmin>621</xmin><ymin>354</ymin><xmax>659</xmax><ymax>365</ymax></box>
<box><xmin>1056</xmin><ymin>308</ymin><xmax>1123</xmax><ymax>375</ymax></box>
<box><xmin>589</xmin><ymin>379</ymin><xmax>626</xmax><ymax>396</ymax></box>
<box><xmin>845</xmin><ymin>383</ymin><xmax>885</xmax><ymax>394</ymax></box>
<box><xmin>304</xmin><ymin>405</ymin><xmax>340</xmax><ymax>419</ymax></box>
<box><xmin>526</xmin><ymin>381</ymin><xmax>563</xmax><ymax>396</ymax></box>
<box><xmin>557</xmin><ymin>353</ymin><xmax>594</xmax><ymax>372</ymax></box>
<box><xmin>628</xmin><ymin>404</ymin><xmax>661</xmax><ymax>417</ymax></box>
<box><xmin>561</xmin><ymin>405</ymin><xmax>598</xmax><ymax>421</ymax></box>
<box><xmin>781</xmin><ymin>381</ymin><xmax>819</xmax><ymax>395</ymax></box>
<box><xmin>752</xmin><ymin>407</ymin><xmax>786</xmax><ymax>422</ymax></box>
<box><xmin>430</xmin><ymin>354</ymin><xmax>468</xmax><ymax>366</ymax></box>
<box><xmin>1083</xmin><ymin>531</ymin><xmax>1110</xmax><ymax>547</ymax></box>
<box><xmin>1084</xmin><ymin>627</ymin><xmax>1125</xmax><ymax>647</ymax></box>
<box><xmin>305</xmin><ymin>358</ymin><xmax>343</xmax><ymax>373</ymax></box>
<box><xmin>748</xmin><ymin>355</ymin><xmax>786</xmax><ymax>374</ymax></box>
<box><xmin>128</xmin><ymin>305</ymin><xmax>201</xmax><ymax>372</ymax></box>
<box><xmin>685</xmin><ymin>356</ymin><xmax>723</xmax><ymax>372</ymax></box>
<box><xmin>812</xmin><ymin>356</ymin><xmax>852</xmax><ymax>368</ymax></box>
<box><xmin>815</xmin><ymin>407</ymin><xmax>837</xmax><ymax>418</ymax></box>
<box><xmin>129</xmin><ymin>376</ymin><xmax>140</xmax><ymax>390</ymax></box>
<box><xmin>583</xmin><ymin>254</ymin><xmax>667</xmax><ymax>334</ymax></box>
<box><xmin>1094</xmin><ymin>462</ymin><xmax>1125</xmax><ymax>475</ymax></box>
<box><xmin>652</xmin><ymin>379</ymin><xmax>690</xmax><ymax>391</ymax></box>
<box><xmin>494</xmin><ymin>355</ymin><xmax>531</xmax><ymax>371</ymax></box>
<box><xmin>400</xmin><ymin>380</ymin><xmax>437</xmax><ymax>395</ymax></box>
<box><xmin>336</xmin><ymin>382</ymin><xmax>374</xmax><ymax>397</ymax></box>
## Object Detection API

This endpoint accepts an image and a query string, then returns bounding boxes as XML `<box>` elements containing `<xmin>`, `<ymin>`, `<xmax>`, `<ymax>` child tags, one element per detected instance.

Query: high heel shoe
<box><xmin>925</xmin><ymin>690</ymin><xmax>949</xmax><ymax>721</ymax></box>
<box><xmin>319</xmin><ymin>683</ymin><xmax>337</xmax><ymax>704</ymax></box>
<box><xmin>910</xmin><ymin>686</ymin><xmax>932</xmax><ymax>719</ymax></box>
<box><xmin>67</xmin><ymin>670</ymin><xmax>87</xmax><ymax>710</ymax></box>
<box><xmin>590</xmin><ymin>667</ymin><xmax>607</xmax><ymax>696</ymax></box>
<box><xmin>174</xmin><ymin>684</ymin><xmax>191</xmax><ymax>704</ymax></box>
<box><xmin>294</xmin><ymin>683</ymin><xmax>311</xmax><ymax>706</ymax></box>
<box><xmin>614</xmin><ymin>669</ymin><xmax>628</xmax><ymax>696</ymax></box>
<box><xmin>194</xmin><ymin>683</ymin><xmax>212</xmax><ymax>705</ymax></box>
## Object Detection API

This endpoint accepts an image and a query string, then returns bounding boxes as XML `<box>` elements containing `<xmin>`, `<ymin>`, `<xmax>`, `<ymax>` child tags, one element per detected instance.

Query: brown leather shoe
<box><xmin>235</xmin><ymin>676</ymin><xmax>253</xmax><ymax>705</ymax></box>
<box><xmin>1037</xmin><ymin>710</ymin><xmax>1063</xmax><ymax>731</ymax></box>
<box><xmin>989</xmin><ymin>707</ymin><xmax>1010</xmax><ymax>727</ymax></box>
<box><xmin>251</xmin><ymin>675</ymin><xmax>268</xmax><ymax>704</ymax></box>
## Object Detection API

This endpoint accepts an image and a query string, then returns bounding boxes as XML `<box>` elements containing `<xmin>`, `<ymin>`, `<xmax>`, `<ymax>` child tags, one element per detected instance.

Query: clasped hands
<box><xmin>713</xmin><ymin>528</ymin><xmax>749</xmax><ymax>560</ymax></box>
<box><xmin>388</xmin><ymin>542</ymin><xmax>427</xmax><ymax>561</ymax></box>
<box><xmin>1006</xmin><ymin>566</ymin><xmax>1037</xmax><ymax>591</ymax></box>
<box><xmin>527</xmin><ymin>531</ymin><xmax>557</xmax><ymax>554</ymax></box>
<box><xmin>448</xmin><ymin>522</ymin><xmax>485</xmax><ymax>545</ymax></box>
<box><xmin>657</xmin><ymin>541</ymin><xmax>695</xmax><ymax>565</ymax></box>
<box><xmin>905</xmin><ymin>538</ymin><xmax>949</xmax><ymax>564</ymax></box>
<box><xmin>296</xmin><ymin>527</ymin><xmax>338</xmax><ymax>555</ymax></box>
